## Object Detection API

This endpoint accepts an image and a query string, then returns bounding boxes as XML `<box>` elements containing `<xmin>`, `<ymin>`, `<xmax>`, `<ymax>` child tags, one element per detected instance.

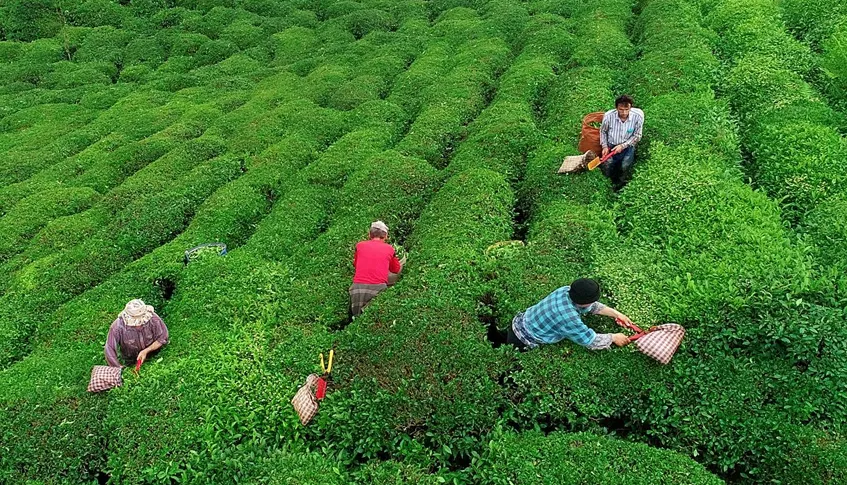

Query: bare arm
<box><xmin>137</xmin><ymin>341</ymin><xmax>163</xmax><ymax>364</ymax></box>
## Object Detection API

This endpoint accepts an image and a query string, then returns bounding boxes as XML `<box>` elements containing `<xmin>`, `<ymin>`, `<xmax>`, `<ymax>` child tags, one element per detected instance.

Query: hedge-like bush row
<box><xmin>700</xmin><ymin>0</ymin><xmax>847</xmax><ymax>219</ymax></box>
<box><xmin>700</xmin><ymin>0</ymin><xmax>813</xmax><ymax>74</ymax></box>
<box><xmin>0</xmin><ymin>102</ymin><xmax>95</xmax><ymax>156</ymax></box>
<box><xmin>443</xmin><ymin>47</ymin><xmax>558</xmax><ymax>181</ymax></box>
<box><xmin>491</xmin><ymin>0</ymin><xmax>638</xmax><ymax>442</ymax></box>
<box><xmin>0</xmin><ymin>121</ymin><xmax>341</xmax><ymax>483</ymax></box>
<box><xmin>0</xmin><ymin>105</ymin><xmax>219</xmax><ymax>289</ymax></box>
<box><xmin>0</xmin><ymin>3</ymin><xmax>326</xmax><ymax>100</ymax></box>
<box><xmin>0</xmin><ymin>69</ymin><xmax>353</xmax><ymax>365</ymax></box>
<box><xmin>485</xmin><ymin>0</ymin><xmax>625</xmax><ymax>327</ymax></box>
<box><xmin>537</xmin><ymin>1</ymin><xmax>847</xmax><ymax>482</ymax></box>
<box><xmin>89</xmin><ymin>109</ymin><xmax>431</xmax><ymax>484</ymax></box>
<box><xmin>699</xmin><ymin>0</ymin><xmax>847</xmax><ymax>308</ymax></box>
<box><xmin>319</xmin><ymin>10</ymin><xmax>608</xmax><ymax>472</ymax></box>
<box><xmin>0</xmin><ymin>149</ymin><xmax>243</xmax><ymax>368</ymax></box>
<box><xmin>395</xmin><ymin>37</ymin><xmax>512</xmax><ymax>167</ymax></box>
<box><xmin>387</xmin><ymin>41</ymin><xmax>453</xmax><ymax>117</ymax></box>
<box><xmin>474</xmin><ymin>430</ymin><xmax>723</xmax><ymax>484</ymax></box>
<box><xmin>13</xmin><ymin>103</ymin><xmax>219</xmax><ymax>205</ymax></box>
<box><xmin>0</xmin><ymin>12</ymin><xmax>446</xmax><ymax>478</ymax></box>
<box><xmin>86</xmin><ymin>108</ymin><xmax>418</xmax><ymax>475</ymax></box>
<box><xmin>780</xmin><ymin>0</ymin><xmax>847</xmax><ymax>50</ymax></box>
<box><xmin>1</xmin><ymin>1</ymin><xmax>828</xmax><ymax>483</ymax></box>
<box><xmin>0</xmin><ymin>89</ymin><xmax>186</xmax><ymax>197</ymax></box>
<box><xmin>325</xmin><ymin>167</ymin><xmax>516</xmax><ymax>470</ymax></box>
<box><xmin>819</xmin><ymin>26</ymin><xmax>847</xmax><ymax>113</ymax></box>
<box><xmin>0</xmin><ymin>187</ymin><xmax>100</xmax><ymax>262</ymax></box>
<box><xmin>127</xmin><ymin>18</ymin><xmax>536</xmax><ymax>476</ymax></box>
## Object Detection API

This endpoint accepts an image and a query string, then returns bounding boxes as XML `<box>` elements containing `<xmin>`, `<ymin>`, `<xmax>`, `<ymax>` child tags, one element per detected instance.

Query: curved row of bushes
<box><xmin>0</xmin><ymin>0</ymin><xmax>806</xmax><ymax>483</ymax></box>
<box><xmin>0</xmin><ymin>100</ymin><xmax>221</xmax><ymax>269</ymax></box>
<box><xmin>1</xmin><ymin>3</ymin><xmax>518</xmax><ymax>481</ymax></box>
<box><xmin>779</xmin><ymin>0</ymin><xmax>847</xmax><ymax>113</ymax></box>
<box><xmin>0</xmin><ymin>2</ymin><xmax>435</xmax><ymax>477</ymax></box>
<box><xmin>0</xmin><ymin>100</ymin><xmax>359</xmax><ymax>483</ymax></box>
<box><xmin>584</xmin><ymin>0</ymin><xmax>846</xmax><ymax>482</ymax></box>
<box><xmin>320</xmin><ymin>8</ymin><xmax>556</xmax><ymax>470</ymax></box>
<box><xmin>696</xmin><ymin>0</ymin><xmax>847</xmax><ymax>307</ymax></box>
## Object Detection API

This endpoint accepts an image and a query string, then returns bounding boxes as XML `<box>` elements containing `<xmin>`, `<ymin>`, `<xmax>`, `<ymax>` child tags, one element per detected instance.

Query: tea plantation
<box><xmin>0</xmin><ymin>0</ymin><xmax>845</xmax><ymax>483</ymax></box>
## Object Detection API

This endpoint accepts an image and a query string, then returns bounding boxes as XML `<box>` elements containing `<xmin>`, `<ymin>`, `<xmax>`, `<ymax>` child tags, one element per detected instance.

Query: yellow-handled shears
<box><xmin>320</xmin><ymin>349</ymin><xmax>334</xmax><ymax>375</ymax></box>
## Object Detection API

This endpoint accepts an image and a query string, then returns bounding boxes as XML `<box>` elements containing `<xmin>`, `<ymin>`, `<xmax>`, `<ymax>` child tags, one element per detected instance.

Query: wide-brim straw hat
<box><xmin>120</xmin><ymin>299</ymin><xmax>155</xmax><ymax>327</ymax></box>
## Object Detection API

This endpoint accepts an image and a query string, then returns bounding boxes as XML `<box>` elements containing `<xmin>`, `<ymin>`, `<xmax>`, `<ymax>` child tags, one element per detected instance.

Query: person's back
<box><xmin>522</xmin><ymin>286</ymin><xmax>597</xmax><ymax>346</ymax></box>
<box><xmin>349</xmin><ymin>221</ymin><xmax>403</xmax><ymax>318</ymax></box>
<box><xmin>353</xmin><ymin>238</ymin><xmax>399</xmax><ymax>285</ymax></box>
<box><xmin>505</xmin><ymin>278</ymin><xmax>633</xmax><ymax>351</ymax></box>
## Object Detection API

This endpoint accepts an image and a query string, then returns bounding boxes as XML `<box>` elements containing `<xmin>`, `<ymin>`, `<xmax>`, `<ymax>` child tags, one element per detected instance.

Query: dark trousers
<box><xmin>506</xmin><ymin>325</ymin><xmax>528</xmax><ymax>351</ymax></box>
<box><xmin>601</xmin><ymin>145</ymin><xmax>636</xmax><ymax>187</ymax></box>
<box><xmin>487</xmin><ymin>321</ymin><xmax>528</xmax><ymax>351</ymax></box>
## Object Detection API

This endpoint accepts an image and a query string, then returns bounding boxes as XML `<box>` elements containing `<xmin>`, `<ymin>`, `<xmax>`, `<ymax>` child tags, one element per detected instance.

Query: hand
<box><xmin>137</xmin><ymin>351</ymin><xmax>148</xmax><ymax>366</ymax></box>
<box><xmin>612</xmin><ymin>144</ymin><xmax>624</xmax><ymax>154</ymax></box>
<box><xmin>400</xmin><ymin>254</ymin><xmax>408</xmax><ymax>266</ymax></box>
<box><xmin>601</xmin><ymin>147</ymin><xmax>609</xmax><ymax>158</ymax></box>
<box><xmin>615</xmin><ymin>313</ymin><xmax>634</xmax><ymax>328</ymax></box>
<box><xmin>611</xmin><ymin>333</ymin><xmax>630</xmax><ymax>347</ymax></box>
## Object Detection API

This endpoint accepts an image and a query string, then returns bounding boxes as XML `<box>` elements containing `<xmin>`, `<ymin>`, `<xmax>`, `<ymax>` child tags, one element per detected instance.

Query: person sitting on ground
<box><xmin>104</xmin><ymin>299</ymin><xmax>169</xmax><ymax>368</ymax></box>
<box><xmin>349</xmin><ymin>221</ymin><xmax>406</xmax><ymax>318</ymax></box>
<box><xmin>600</xmin><ymin>94</ymin><xmax>644</xmax><ymax>191</ymax></box>
<box><xmin>506</xmin><ymin>278</ymin><xmax>633</xmax><ymax>351</ymax></box>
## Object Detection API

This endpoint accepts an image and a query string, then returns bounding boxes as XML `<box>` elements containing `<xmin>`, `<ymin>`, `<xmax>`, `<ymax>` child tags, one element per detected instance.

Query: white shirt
<box><xmin>600</xmin><ymin>107</ymin><xmax>644</xmax><ymax>149</ymax></box>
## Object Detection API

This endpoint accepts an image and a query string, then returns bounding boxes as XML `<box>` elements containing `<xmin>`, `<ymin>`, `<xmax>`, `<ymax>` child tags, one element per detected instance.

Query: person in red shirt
<box><xmin>349</xmin><ymin>221</ymin><xmax>405</xmax><ymax>318</ymax></box>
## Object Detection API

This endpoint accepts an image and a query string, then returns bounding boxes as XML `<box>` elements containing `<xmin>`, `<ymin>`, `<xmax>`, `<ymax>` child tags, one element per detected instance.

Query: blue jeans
<box><xmin>601</xmin><ymin>145</ymin><xmax>635</xmax><ymax>185</ymax></box>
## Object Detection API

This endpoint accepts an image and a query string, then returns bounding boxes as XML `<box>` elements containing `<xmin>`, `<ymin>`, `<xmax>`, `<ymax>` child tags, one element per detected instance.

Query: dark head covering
<box><xmin>569</xmin><ymin>278</ymin><xmax>600</xmax><ymax>305</ymax></box>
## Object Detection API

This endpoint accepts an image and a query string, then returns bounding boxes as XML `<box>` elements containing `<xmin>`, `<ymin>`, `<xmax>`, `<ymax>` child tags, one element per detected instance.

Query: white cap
<box><xmin>370</xmin><ymin>220</ymin><xmax>389</xmax><ymax>233</ymax></box>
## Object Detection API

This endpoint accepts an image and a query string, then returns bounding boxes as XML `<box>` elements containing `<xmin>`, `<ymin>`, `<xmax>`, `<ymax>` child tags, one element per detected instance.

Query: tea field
<box><xmin>1</xmin><ymin>0</ymin><xmax>846</xmax><ymax>483</ymax></box>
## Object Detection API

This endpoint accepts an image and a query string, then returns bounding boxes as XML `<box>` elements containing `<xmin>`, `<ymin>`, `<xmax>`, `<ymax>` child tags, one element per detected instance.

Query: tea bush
<box><xmin>395</xmin><ymin>38</ymin><xmax>512</xmax><ymax>166</ymax></box>
<box><xmin>598</xmin><ymin>1</ymin><xmax>847</xmax><ymax>481</ymax></box>
<box><xmin>1</xmin><ymin>0</ymin><xmax>844</xmax><ymax>482</ymax></box>
<box><xmin>1</xmin><ymin>0</ymin><xmax>63</xmax><ymax>42</ymax></box>
<box><xmin>68</xmin><ymin>0</ymin><xmax>130</xmax><ymax>28</ymax></box>
<box><xmin>745</xmin><ymin>118</ymin><xmax>847</xmax><ymax>215</ymax></box>
<box><xmin>820</xmin><ymin>25</ymin><xmax>847</xmax><ymax>110</ymax></box>
<box><xmin>702</xmin><ymin>0</ymin><xmax>847</xmax><ymax>307</ymax></box>
<box><xmin>324</xmin><ymin>168</ymin><xmax>516</xmax><ymax>465</ymax></box>
<box><xmin>0</xmin><ymin>187</ymin><xmax>100</xmax><ymax>261</ymax></box>
<box><xmin>475</xmin><ymin>430</ymin><xmax>723</xmax><ymax>484</ymax></box>
<box><xmin>705</xmin><ymin>0</ymin><xmax>814</xmax><ymax>74</ymax></box>
<box><xmin>780</xmin><ymin>0</ymin><xmax>847</xmax><ymax>49</ymax></box>
<box><xmin>0</xmin><ymin>130</ymin><xmax>333</xmax><ymax>482</ymax></box>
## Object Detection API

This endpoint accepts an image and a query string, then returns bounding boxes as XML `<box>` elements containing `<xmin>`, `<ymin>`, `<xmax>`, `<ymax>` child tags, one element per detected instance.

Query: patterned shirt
<box><xmin>513</xmin><ymin>286</ymin><xmax>607</xmax><ymax>347</ymax></box>
<box><xmin>600</xmin><ymin>107</ymin><xmax>644</xmax><ymax>149</ymax></box>
<box><xmin>104</xmin><ymin>314</ymin><xmax>169</xmax><ymax>367</ymax></box>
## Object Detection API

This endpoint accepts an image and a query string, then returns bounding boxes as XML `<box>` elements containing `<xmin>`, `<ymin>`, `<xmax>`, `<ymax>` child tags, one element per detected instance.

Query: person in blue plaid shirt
<box><xmin>506</xmin><ymin>278</ymin><xmax>633</xmax><ymax>351</ymax></box>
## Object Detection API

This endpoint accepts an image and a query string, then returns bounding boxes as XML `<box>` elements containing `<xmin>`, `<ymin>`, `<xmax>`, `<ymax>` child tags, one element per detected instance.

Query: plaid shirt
<box><xmin>514</xmin><ymin>286</ymin><xmax>606</xmax><ymax>347</ymax></box>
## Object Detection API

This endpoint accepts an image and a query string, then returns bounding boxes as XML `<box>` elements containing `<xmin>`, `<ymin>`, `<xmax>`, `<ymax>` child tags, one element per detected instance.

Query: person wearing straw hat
<box><xmin>349</xmin><ymin>221</ymin><xmax>406</xmax><ymax>318</ymax></box>
<box><xmin>506</xmin><ymin>278</ymin><xmax>633</xmax><ymax>351</ymax></box>
<box><xmin>104</xmin><ymin>299</ymin><xmax>169</xmax><ymax>368</ymax></box>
